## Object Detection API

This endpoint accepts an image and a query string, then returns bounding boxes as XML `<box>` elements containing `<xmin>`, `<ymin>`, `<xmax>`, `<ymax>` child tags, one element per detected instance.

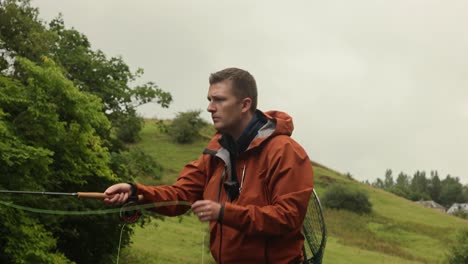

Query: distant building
<box><xmin>415</xmin><ymin>200</ymin><xmax>446</xmax><ymax>213</ymax></box>
<box><xmin>447</xmin><ymin>203</ymin><xmax>468</xmax><ymax>214</ymax></box>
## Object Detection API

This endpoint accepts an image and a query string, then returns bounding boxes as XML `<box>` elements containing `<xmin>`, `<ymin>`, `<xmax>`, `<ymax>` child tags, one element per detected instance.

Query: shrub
<box><xmin>446</xmin><ymin>229</ymin><xmax>468</xmax><ymax>264</ymax></box>
<box><xmin>452</xmin><ymin>210</ymin><xmax>468</xmax><ymax>220</ymax></box>
<box><xmin>169</xmin><ymin>110</ymin><xmax>208</xmax><ymax>144</ymax></box>
<box><xmin>154</xmin><ymin>119</ymin><xmax>169</xmax><ymax>133</ymax></box>
<box><xmin>110</xmin><ymin>148</ymin><xmax>163</xmax><ymax>181</ymax></box>
<box><xmin>322</xmin><ymin>184</ymin><xmax>372</xmax><ymax>214</ymax></box>
<box><xmin>113</xmin><ymin>109</ymin><xmax>144</xmax><ymax>143</ymax></box>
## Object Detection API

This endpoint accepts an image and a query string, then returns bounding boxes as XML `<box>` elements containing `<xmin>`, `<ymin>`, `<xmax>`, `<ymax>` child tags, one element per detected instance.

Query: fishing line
<box><xmin>116</xmin><ymin>223</ymin><xmax>126</xmax><ymax>264</ymax></box>
<box><xmin>0</xmin><ymin>200</ymin><xmax>192</xmax><ymax>215</ymax></box>
<box><xmin>201</xmin><ymin>226</ymin><xmax>205</xmax><ymax>264</ymax></box>
<box><xmin>0</xmin><ymin>199</ymin><xmax>215</xmax><ymax>264</ymax></box>
<box><xmin>0</xmin><ymin>199</ymin><xmax>194</xmax><ymax>263</ymax></box>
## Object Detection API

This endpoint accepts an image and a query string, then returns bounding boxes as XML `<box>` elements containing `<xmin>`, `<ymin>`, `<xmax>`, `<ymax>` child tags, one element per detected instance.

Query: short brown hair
<box><xmin>209</xmin><ymin>67</ymin><xmax>257</xmax><ymax>112</ymax></box>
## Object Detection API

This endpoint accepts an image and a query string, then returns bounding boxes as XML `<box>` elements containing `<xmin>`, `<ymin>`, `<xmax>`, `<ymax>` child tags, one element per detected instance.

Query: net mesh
<box><xmin>302</xmin><ymin>189</ymin><xmax>326</xmax><ymax>264</ymax></box>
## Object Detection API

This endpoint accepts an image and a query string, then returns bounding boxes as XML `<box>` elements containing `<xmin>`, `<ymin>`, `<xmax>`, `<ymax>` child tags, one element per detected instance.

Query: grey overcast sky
<box><xmin>32</xmin><ymin>0</ymin><xmax>468</xmax><ymax>184</ymax></box>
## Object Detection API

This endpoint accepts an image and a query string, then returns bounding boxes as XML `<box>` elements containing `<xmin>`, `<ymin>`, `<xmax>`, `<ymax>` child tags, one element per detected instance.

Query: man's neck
<box><xmin>231</xmin><ymin>112</ymin><xmax>254</xmax><ymax>140</ymax></box>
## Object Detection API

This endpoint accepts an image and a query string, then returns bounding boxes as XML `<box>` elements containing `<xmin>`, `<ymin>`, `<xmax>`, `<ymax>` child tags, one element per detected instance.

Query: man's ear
<box><xmin>241</xmin><ymin>97</ymin><xmax>252</xmax><ymax>113</ymax></box>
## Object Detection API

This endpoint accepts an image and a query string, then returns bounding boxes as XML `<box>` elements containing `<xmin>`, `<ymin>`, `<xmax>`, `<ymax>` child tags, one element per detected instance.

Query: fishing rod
<box><xmin>0</xmin><ymin>189</ymin><xmax>144</xmax><ymax>223</ymax></box>
<box><xmin>0</xmin><ymin>190</ymin><xmax>113</xmax><ymax>198</ymax></box>
<box><xmin>0</xmin><ymin>190</ymin><xmax>194</xmax><ymax>264</ymax></box>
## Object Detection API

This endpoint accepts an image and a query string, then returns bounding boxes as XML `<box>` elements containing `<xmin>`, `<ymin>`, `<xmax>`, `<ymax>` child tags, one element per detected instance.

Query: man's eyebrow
<box><xmin>207</xmin><ymin>95</ymin><xmax>224</xmax><ymax>100</ymax></box>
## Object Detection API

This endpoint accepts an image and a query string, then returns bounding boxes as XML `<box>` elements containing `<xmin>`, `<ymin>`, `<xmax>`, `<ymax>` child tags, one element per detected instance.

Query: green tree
<box><xmin>463</xmin><ymin>184</ymin><xmax>468</xmax><ymax>202</ymax></box>
<box><xmin>0</xmin><ymin>56</ymin><xmax>120</xmax><ymax>263</ymax></box>
<box><xmin>0</xmin><ymin>208</ymin><xmax>71</xmax><ymax>263</ymax></box>
<box><xmin>0</xmin><ymin>1</ymin><xmax>172</xmax><ymax>262</ymax></box>
<box><xmin>0</xmin><ymin>78</ymin><xmax>69</xmax><ymax>263</ymax></box>
<box><xmin>439</xmin><ymin>175</ymin><xmax>464</xmax><ymax>208</ymax></box>
<box><xmin>372</xmin><ymin>178</ymin><xmax>384</xmax><ymax>189</ymax></box>
<box><xmin>0</xmin><ymin>0</ymin><xmax>172</xmax><ymax>147</ymax></box>
<box><xmin>383</xmin><ymin>169</ymin><xmax>394</xmax><ymax>190</ymax></box>
<box><xmin>169</xmin><ymin>110</ymin><xmax>209</xmax><ymax>144</ymax></box>
<box><xmin>47</xmin><ymin>18</ymin><xmax>172</xmax><ymax>145</ymax></box>
<box><xmin>410</xmin><ymin>171</ymin><xmax>430</xmax><ymax>201</ymax></box>
<box><xmin>428</xmin><ymin>170</ymin><xmax>442</xmax><ymax>203</ymax></box>
<box><xmin>392</xmin><ymin>172</ymin><xmax>412</xmax><ymax>199</ymax></box>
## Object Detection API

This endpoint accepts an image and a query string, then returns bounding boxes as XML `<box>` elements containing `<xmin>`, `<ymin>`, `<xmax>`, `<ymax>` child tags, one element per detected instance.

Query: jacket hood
<box><xmin>206</xmin><ymin>110</ymin><xmax>295</xmax><ymax>152</ymax></box>
<box><xmin>263</xmin><ymin>110</ymin><xmax>294</xmax><ymax>137</ymax></box>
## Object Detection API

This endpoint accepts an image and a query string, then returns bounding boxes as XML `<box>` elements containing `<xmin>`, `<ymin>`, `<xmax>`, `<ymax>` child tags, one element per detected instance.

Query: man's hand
<box><xmin>104</xmin><ymin>183</ymin><xmax>132</xmax><ymax>204</ymax></box>
<box><xmin>192</xmin><ymin>200</ymin><xmax>221</xmax><ymax>222</ymax></box>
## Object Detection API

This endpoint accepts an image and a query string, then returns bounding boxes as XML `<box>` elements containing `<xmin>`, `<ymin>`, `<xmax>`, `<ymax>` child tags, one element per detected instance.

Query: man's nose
<box><xmin>207</xmin><ymin>101</ymin><xmax>216</xmax><ymax>112</ymax></box>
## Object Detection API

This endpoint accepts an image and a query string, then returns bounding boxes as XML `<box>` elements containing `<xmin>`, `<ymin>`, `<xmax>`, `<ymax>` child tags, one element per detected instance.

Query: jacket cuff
<box><xmin>127</xmin><ymin>182</ymin><xmax>137</xmax><ymax>196</ymax></box>
<box><xmin>220</xmin><ymin>203</ymin><xmax>245</xmax><ymax>230</ymax></box>
<box><xmin>126</xmin><ymin>182</ymin><xmax>139</xmax><ymax>202</ymax></box>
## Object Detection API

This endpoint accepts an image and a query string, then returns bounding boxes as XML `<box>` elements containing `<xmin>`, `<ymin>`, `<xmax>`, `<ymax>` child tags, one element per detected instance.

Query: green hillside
<box><xmin>120</xmin><ymin>120</ymin><xmax>468</xmax><ymax>264</ymax></box>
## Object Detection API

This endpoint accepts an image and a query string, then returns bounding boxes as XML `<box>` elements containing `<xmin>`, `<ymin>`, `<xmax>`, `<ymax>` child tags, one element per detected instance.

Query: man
<box><xmin>105</xmin><ymin>68</ymin><xmax>314</xmax><ymax>263</ymax></box>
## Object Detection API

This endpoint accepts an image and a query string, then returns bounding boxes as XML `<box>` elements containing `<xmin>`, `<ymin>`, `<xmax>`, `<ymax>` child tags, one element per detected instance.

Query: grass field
<box><xmin>120</xmin><ymin>120</ymin><xmax>468</xmax><ymax>264</ymax></box>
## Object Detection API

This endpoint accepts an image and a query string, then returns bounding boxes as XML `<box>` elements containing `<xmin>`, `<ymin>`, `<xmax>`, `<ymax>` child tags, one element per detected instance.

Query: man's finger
<box><xmin>192</xmin><ymin>200</ymin><xmax>210</xmax><ymax>209</ymax></box>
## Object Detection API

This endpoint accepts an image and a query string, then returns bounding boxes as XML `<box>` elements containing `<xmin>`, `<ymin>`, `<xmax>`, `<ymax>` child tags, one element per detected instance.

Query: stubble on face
<box><xmin>206</xmin><ymin>80</ymin><xmax>243</xmax><ymax>137</ymax></box>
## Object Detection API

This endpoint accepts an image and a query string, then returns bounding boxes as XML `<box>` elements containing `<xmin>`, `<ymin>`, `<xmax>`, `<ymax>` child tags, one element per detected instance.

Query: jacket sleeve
<box><xmin>221</xmin><ymin>139</ymin><xmax>314</xmax><ymax>236</ymax></box>
<box><xmin>135</xmin><ymin>155</ymin><xmax>208</xmax><ymax>216</ymax></box>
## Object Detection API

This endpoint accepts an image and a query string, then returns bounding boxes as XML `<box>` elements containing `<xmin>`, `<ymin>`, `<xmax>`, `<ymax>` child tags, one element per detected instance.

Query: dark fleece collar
<box><xmin>218</xmin><ymin>110</ymin><xmax>267</xmax><ymax>201</ymax></box>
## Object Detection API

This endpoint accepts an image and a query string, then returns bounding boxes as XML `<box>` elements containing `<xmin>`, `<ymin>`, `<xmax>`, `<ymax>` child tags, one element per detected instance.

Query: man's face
<box><xmin>207</xmin><ymin>80</ymin><xmax>245</xmax><ymax>135</ymax></box>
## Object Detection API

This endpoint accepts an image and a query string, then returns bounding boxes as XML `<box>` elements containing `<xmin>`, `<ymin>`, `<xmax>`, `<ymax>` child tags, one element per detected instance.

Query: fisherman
<box><xmin>105</xmin><ymin>67</ymin><xmax>314</xmax><ymax>263</ymax></box>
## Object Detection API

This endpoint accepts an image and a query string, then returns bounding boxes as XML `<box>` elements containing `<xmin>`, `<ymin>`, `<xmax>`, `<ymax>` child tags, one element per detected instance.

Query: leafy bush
<box><xmin>452</xmin><ymin>210</ymin><xmax>468</xmax><ymax>220</ymax></box>
<box><xmin>154</xmin><ymin>119</ymin><xmax>169</xmax><ymax>133</ymax></box>
<box><xmin>446</xmin><ymin>229</ymin><xmax>468</xmax><ymax>264</ymax></box>
<box><xmin>113</xmin><ymin>109</ymin><xmax>144</xmax><ymax>143</ymax></box>
<box><xmin>168</xmin><ymin>110</ymin><xmax>208</xmax><ymax>144</ymax></box>
<box><xmin>322</xmin><ymin>184</ymin><xmax>372</xmax><ymax>214</ymax></box>
<box><xmin>110</xmin><ymin>148</ymin><xmax>163</xmax><ymax>181</ymax></box>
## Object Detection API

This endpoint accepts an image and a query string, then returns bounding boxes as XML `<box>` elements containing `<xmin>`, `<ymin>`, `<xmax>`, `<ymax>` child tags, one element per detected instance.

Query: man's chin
<box><xmin>213</xmin><ymin>125</ymin><xmax>226</xmax><ymax>133</ymax></box>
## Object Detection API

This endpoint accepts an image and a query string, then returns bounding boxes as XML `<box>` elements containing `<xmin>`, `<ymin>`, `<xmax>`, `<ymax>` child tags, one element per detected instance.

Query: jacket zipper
<box><xmin>238</xmin><ymin>164</ymin><xmax>246</xmax><ymax>194</ymax></box>
<box><xmin>218</xmin><ymin>194</ymin><xmax>230</xmax><ymax>264</ymax></box>
<box><xmin>218</xmin><ymin>163</ymin><xmax>246</xmax><ymax>263</ymax></box>
<box><xmin>217</xmin><ymin>165</ymin><xmax>228</xmax><ymax>264</ymax></box>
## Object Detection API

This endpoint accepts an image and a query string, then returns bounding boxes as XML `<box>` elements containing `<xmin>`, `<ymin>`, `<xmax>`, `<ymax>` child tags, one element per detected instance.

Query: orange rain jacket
<box><xmin>136</xmin><ymin>110</ymin><xmax>314</xmax><ymax>264</ymax></box>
